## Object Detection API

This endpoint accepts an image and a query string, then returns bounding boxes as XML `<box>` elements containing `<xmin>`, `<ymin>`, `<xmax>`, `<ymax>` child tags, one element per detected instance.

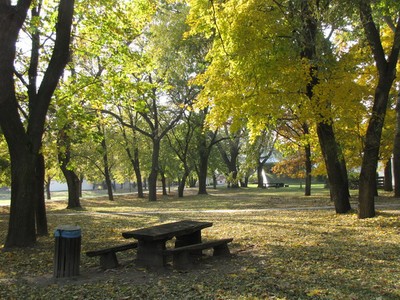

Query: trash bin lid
<box><xmin>54</xmin><ymin>225</ymin><xmax>81</xmax><ymax>238</ymax></box>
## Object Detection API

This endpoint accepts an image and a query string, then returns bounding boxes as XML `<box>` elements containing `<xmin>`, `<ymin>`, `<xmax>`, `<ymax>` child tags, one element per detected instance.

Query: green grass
<box><xmin>0</xmin><ymin>186</ymin><xmax>399</xmax><ymax>299</ymax></box>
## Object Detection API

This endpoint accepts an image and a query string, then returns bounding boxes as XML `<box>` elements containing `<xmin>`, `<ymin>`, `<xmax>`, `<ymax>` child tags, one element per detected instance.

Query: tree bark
<box><xmin>384</xmin><ymin>159</ymin><xmax>393</xmax><ymax>192</ymax></box>
<box><xmin>148</xmin><ymin>138</ymin><xmax>160</xmax><ymax>201</ymax></box>
<box><xmin>35</xmin><ymin>153</ymin><xmax>48</xmax><ymax>235</ymax></box>
<box><xmin>304</xmin><ymin>143</ymin><xmax>312</xmax><ymax>196</ymax></box>
<box><xmin>178</xmin><ymin>171</ymin><xmax>189</xmax><ymax>197</ymax></box>
<box><xmin>302</xmin><ymin>123</ymin><xmax>312</xmax><ymax>196</ymax></box>
<box><xmin>358</xmin><ymin>2</ymin><xmax>400</xmax><ymax>218</ymax></box>
<box><xmin>58</xmin><ymin>130</ymin><xmax>81</xmax><ymax>209</ymax></box>
<box><xmin>45</xmin><ymin>175</ymin><xmax>51</xmax><ymax>200</ymax></box>
<box><xmin>393</xmin><ymin>93</ymin><xmax>400</xmax><ymax>197</ymax></box>
<box><xmin>197</xmin><ymin>138</ymin><xmax>210</xmax><ymax>194</ymax></box>
<box><xmin>60</xmin><ymin>165</ymin><xmax>81</xmax><ymax>209</ymax></box>
<box><xmin>160</xmin><ymin>170</ymin><xmax>168</xmax><ymax>196</ymax></box>
<box><xmin>100</xmin><ymin>135</ymin><xmax>114</xmax><ymax>201</ymax></box>
<box><xmin>317</xmin><ymin>123</ymin><xmax>351</xmax><ymax>213</ymax></box>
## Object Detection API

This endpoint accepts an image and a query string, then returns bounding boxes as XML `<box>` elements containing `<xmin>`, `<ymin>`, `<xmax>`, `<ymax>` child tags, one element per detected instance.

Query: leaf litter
<box><xmin>0</xmin><ymin>187</ymin><xmax>399</xmax><ymax>299</ymax></box>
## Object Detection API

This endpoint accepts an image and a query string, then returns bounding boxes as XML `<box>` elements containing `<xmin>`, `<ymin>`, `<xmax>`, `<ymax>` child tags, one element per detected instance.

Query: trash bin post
<box><xmin>53</xmin><ymin>225</ymin><xmax>81</xmax><ymax>278</ymax></box>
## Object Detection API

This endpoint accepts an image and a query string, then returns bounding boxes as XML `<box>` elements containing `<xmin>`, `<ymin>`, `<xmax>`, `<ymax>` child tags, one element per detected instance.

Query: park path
<box><xmin>1</xmin><ymin>203</ymin><xmax>396</xmax><ymax>217</ymax></box>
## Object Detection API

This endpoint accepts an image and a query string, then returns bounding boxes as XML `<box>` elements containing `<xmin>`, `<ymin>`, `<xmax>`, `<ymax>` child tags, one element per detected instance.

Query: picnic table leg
<box><xmin>136</xmin><ymin>240</ymin><xmax>166</xmax><ymax>268</ymax></box>
<box><xmin>175</xmin><ymin>230</ymin><xmax>201</xmax><ymax>247</ymax></box>
<box><xmin>175</xmin><ymin>230</ymin><xmax>202</xmax><ymax>257</ymax></box>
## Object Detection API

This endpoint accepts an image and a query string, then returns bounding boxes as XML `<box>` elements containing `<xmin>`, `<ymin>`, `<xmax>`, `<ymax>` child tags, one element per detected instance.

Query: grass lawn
<box><xmin>0</xmin><ymin>186</ymin><xmax>399</xmax><ymax>299</ymax></box>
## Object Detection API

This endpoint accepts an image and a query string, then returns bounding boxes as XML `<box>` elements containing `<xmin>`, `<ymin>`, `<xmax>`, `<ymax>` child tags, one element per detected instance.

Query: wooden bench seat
<box><xmin>86</xmin><ymin>242</ymin><xmax>138</xmax><ymax>269</ymax></box>
<box><xmin>163</xmin><ymin>238</ymin><xmax>233</xmax><ymax>269</ymax></box>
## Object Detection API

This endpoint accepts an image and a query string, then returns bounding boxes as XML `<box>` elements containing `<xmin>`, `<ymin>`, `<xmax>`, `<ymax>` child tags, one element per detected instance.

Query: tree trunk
<box><xmin>1</xmin><ymin>0</ymin><xmax>74</xmax><ymax>247</ymax></box>
<box><xmin>304</xmin><ymin>144</ymin><xmax>312</xmax><ymax>196</ymax></box>
<box><xmin>303</xmin><ymin>122</ymin><xmax>312</xmax><ymax>196</ymax></box>
<box><xmin>358</xmin><ymin>1</ymin><xmax>400</xmax><ymax>218</ymax></box>
<box><xmin>241</xmin><ymin>176</ymin><xmax>248</xmax><ymax>187</ymax></box>
<box><xmin>394</xmin><ymin>93</ymin><xmax>400</xmax><ymax>197</ymax></box>
<box><xmin>212</xmin><ymin>173</ymin><xmax>217</xmax><ymax>189</ymax></box>
<box><xmin>148</xmin><ymin>139</ymin><xmax>160</xmax><ymax>201</ymax></box>
<box><xmin>257</xmin><ymin>163</ymin><xmax>264</xmax><ymax>188</ymax></box>
<box><xmin>178</xmin><ymin>171</ymin><xmax>189</xmax><ymax>197</ymax></box>
<box><xmin>5</xmin><ymin>151</ymin><xmax>37</xmax><ymax>247</ymax></box>
<box><xmin>299</xmin><ymin>0</ymin><xmax>350</xmax><ymax>212</ymax></box>
<box><xmin>384</xmin><ymin>159</ymin><xmax>393</xmax><ymax>192</ymax></box>
<box><xmin>132</xmin><ymin>147</ymin><xmax>144</xmax><ymax>198</ymax></box>
<box><xmin>61</xmin><ymin>167</ymin><xmax>81</xmax><ymax>209</ymax></box>
<box><xmin>358</xmin><ymin>84</ymin><xmax>392</xmax><ymax>218</ymax></box>
<box><xmin>100</xmin><ymin>136</ymin><xmax>114</xmax><ymax>201</ymax></box>
<box><xmin>197</xmin><ymin>138</ymin><xmax>209</xmax><ymax>195</ymax></box>
<box><xmin>160</xmin><ymin>171</ymin><xmax>167</xmax><ymax>196</ymax></box>
<box><xmin>317</xmin><ymin>122</ymin><xmax>351</xmax><ymax>213</ymax></box>
<box><xmin>58</xmin><ymin>152</ymin><xmax>81</xmax><ymax>209</ymax></box>
<box><xmin>45</xmin><ymin>175</ymin><xmax>51</xmax><ymax>200</ymax></box>
<box><xmin>35</xmin><ymin>153</ymin><xmax>48</xmax><ymax>235</ymax></box>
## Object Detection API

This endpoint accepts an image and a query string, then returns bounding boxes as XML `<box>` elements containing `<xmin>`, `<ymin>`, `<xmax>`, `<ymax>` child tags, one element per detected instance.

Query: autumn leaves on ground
<box><xmin>0</xmin><ymin>187</ymin><xmax>400</xmax><ymax>299</ymax></box>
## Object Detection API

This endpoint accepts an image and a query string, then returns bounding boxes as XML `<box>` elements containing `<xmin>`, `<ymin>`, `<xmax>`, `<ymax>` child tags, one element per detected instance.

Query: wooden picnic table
<box><xmin>122</xmin><ymin>220</ymin><xmax>213</xmax><ymax>267</ymax></box>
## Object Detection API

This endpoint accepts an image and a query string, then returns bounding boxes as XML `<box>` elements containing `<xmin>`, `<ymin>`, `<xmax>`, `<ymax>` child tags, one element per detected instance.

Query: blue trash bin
<box><xmin>53</xmin><ymin>225</ymin><xmax>81</xmax><ymax>278</ymax></box>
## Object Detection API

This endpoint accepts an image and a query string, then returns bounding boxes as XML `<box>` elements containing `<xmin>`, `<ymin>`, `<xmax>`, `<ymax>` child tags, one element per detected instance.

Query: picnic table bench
<box><xmin>163</xmin><ymin>238</ymin><xmax>233</xmax><ymax>269</ymax></box>
<box><xmin>86</xmin><ymin>242</ymin><xmax>137</xmax><ymax>269</ymax></box>
<box><xmin>122</xmin><ymin>220</ymin><xmax>232</xmax><ymax>269</ymax></box>
<box><xmin>265</xmin><ymin>182</ymin><xmax>285</xmax><ymax>188</ymax></box>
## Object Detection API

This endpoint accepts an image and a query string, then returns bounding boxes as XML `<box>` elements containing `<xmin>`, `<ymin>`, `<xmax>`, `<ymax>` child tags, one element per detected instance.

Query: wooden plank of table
<box><xmin>122</xmin><ymin>220</ymin><xmax>213</xmax><ymax>241</ymax></box>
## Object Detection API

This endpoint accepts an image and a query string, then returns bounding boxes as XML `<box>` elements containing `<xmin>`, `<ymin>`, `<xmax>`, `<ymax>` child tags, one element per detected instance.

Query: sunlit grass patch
<box><xmin>0</xmin><ymin>187</ymin><xmax>400</xmax><ymax>299</ymax></box>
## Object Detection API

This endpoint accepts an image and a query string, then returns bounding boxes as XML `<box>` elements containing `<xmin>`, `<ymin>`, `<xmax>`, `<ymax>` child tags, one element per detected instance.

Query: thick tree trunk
<box><xmin>35</xmin><ymin>153</ymin><xmax>48</xmax><ymax>235</ymax></box>
<box><xmin>394</xmin><ymin>93</ymin><xmax>400</xmax><ymax>197</ymax></box>
<box><xmin>5</xmin><ymin>151</ymin><xmax>37</xmax><ymax>247</ymax></box>
<box><xmin>58</xmin><ymin>128</ymin><xmax>81</xmax><ymax>209</ymax></box>
<box><xmin>61</xmin><ymin>167</ymin><xmax>81</xmax><ymax>209</ymax></box>
<box><xmin>1</xmin><ymin>1</ymin><xmax>35</xmax><ymax>248</ymax></box>
<box><xmin>317</xmin><ymin>123</ymin><xmax>351</xmax><ymax>213</ymax></box>
<box><xmin>358</xmin><ymin>1</ymin><xmax>400</xmax><ymax>218</ymax></box>
<box><xmin>359</xmin><ymin>81</ymin><xmax>392</xmax><ymax>218</ymax></box>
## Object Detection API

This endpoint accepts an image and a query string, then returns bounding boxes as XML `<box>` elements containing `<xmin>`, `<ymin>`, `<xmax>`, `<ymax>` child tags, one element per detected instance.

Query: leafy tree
<box><xmin>0</xmin><ymin>0</ymin><xmax>74</xmax><ymax>247</ymax></box>
<box><xmin>357</xmin><ymin>0</ymin><xmax>400</xmax><ymax>218</ymax></box>
<box><xmin>187</xmin><ymin>0</ymin><xmax>362</xmax><ymax>212</ymax></box>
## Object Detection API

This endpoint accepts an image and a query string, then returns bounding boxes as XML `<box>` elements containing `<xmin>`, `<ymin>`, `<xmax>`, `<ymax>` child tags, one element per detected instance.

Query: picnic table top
<box><xmin>122</xmin><ymin>220</ymin><xmax>213</xmax><ymax>242</ymax></box>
